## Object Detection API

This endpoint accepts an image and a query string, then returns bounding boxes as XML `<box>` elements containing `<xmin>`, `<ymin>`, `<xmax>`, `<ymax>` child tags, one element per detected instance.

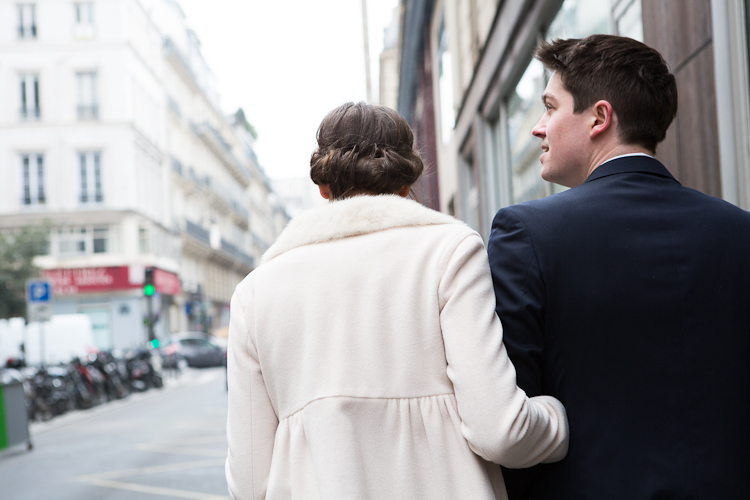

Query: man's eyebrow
<box><xmin>542</xmin><ymin>93</ymin><xmax>556</xmax><ymax>104</ymax></box>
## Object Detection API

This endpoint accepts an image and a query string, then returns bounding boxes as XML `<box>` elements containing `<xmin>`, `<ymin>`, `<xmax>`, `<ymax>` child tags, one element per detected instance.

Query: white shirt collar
<box><xmin>599</xmin><ymin>152</ymin><xmax>654</xmax><ymax>167</ymax></box>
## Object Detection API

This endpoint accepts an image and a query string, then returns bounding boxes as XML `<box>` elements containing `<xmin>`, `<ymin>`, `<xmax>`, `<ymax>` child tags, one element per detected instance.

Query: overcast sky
<box><xmin>177</xmin><ymin>0</ymin><xmax>399</xmax><ymax>180</ymax></box>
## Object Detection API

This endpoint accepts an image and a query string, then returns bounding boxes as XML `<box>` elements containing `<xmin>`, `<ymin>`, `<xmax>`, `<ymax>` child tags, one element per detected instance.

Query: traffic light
<box><xmin>144</xmin><ymin>268</ymin><xmax>155</xmax><ymax>296</ymax></box>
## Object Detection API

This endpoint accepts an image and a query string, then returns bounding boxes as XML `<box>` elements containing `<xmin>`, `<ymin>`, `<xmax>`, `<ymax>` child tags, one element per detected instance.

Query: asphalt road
<box><xmin>0</xmin><ymin>367</ymin><xmax>230</xmax><ymax>500</ymax></box>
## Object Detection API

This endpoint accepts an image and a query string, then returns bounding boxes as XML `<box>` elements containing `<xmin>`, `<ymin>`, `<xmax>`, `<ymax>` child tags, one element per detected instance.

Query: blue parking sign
<box><xmin>27</xmin><ymin>280</ymin><xmax>52</xmax><ymax>303</ymax></box>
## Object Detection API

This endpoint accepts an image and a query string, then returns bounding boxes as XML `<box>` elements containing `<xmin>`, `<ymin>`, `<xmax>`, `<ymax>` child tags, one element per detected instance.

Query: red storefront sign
<box><xmin>42</xmin><ymin>266</ymin><xmax>181</xmax><ymax>296</ymax></box>
<box><xmin>153</xmin><ymin>268</ymin><xmax>181</xmax><ymax>296</ymax></box>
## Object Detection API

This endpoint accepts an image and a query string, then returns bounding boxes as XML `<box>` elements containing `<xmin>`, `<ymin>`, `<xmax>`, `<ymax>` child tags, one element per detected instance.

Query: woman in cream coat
<box><xmin>226</xmin><ymin>102</ymin><xmax>568</xmax><ymax>499</ymax></box>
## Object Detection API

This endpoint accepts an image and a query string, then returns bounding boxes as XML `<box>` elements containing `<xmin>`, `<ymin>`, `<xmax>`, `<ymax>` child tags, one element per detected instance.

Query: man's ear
<box><xmin>318</xmin><ymin>185</ymin><xmax>331</xmax><ymax>199</ymax></box>
<box><xmin>590</xmin><ymin>100</ymin><xmax>614</xmax><ymax>139</ymax></box>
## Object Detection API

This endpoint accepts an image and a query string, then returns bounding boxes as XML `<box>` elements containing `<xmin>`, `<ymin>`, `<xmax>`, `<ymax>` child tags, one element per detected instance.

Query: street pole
<box><xmin>39</xmin><ymin>320</ymin><xmax>45</xmax><ymax>366</ymax></box>
<box><xmin>361</xmin><ymin>0</ymin><xmax>372</xmax><ymax>103</ymax></box>
<box><xmin>147</xmin><ymin>294</ymin><xmax>155</xmax><ymax>342</ymax></box>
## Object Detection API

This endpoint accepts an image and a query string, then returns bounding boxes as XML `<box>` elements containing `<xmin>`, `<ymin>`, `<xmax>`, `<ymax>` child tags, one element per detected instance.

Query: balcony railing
<box><xmin>20</xmin><ymin>108</ymin><xmax>41</xmax><ymax>120</ymax></box>
<box><xmin>185</xmin><ymin>220</ymin><xmax>210</xmax><ymax>245</ymax></box>
<box><xmin>221</xmin><ymin>238</ymin><xmax>254</xmax><ymax>268</ymax></box>
<box><xmin>77</xmin><ymin>105</ymin><xmax>99</xmax><ymax>120</ymax></box>
<box><xmin>17</xmin><ymin>25</ymin><xmax>37</xmax><ymax>39</ymax></box>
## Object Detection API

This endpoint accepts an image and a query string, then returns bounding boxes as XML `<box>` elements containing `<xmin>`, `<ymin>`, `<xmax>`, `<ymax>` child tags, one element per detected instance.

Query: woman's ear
<box><xmin>398</xmin><ymin>185</ymin><xmax>411</xmax><ymax>198</ymax></box>
<box><xmin>319</xmin><ymin>185</ymin><xmax>331</xmax><ymax>200</ymax></box>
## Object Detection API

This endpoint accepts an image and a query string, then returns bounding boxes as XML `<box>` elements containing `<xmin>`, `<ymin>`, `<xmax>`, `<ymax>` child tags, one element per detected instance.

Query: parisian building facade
<box><xmin>0</xmin><ymin>0</ymin><xmax>288</xmax><ymax>349</ymax></box>
<box><xmin>395</xmin><ymin>0</ymin><xmax>750</xmax><ymax>239</ymax></box>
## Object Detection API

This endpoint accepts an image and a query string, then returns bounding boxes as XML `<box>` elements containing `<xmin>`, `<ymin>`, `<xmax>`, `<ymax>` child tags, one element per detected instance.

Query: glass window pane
<box><xmin>507</xmin><ymin>59</ymin><xmax>548</xmax><ymax>203</ymax></box>
<box><xmin>93</xmin><ymin>237</ymin><xmax>107</xmax><ymax>253</ymax></box>
<box><xmin>547</xmin><ymin>0</ymin><xmax>611</xmax><ymax>41</ymax></box>
<box><xmin>617</xmin><ymin>0</ymin><xmax>643</xmax><ymax>42</ymax></box>
<box><xmin>438</xmin><ymin>18</ymin><xmax>455</xmax><ymax>144</ymax></box>
<box><xmin>94</xmin><ymin>153</ymin><xmax>103</xmax><ymax>201</ymax></box>
<box><xmin>80</xmin><ymin>153</ymin><xmax>88</xmax><ymax>202</ymax></box>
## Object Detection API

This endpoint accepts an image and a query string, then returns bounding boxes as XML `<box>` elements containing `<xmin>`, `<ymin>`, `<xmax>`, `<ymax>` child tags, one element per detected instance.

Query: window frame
<box><xmin>76</xmin><ymin>71</ymin><xmax>98</xmax><ymax>120</ymax></box>
<box><xmin>78</xmin><ymin>151</ymin><xmax>103</xmax><ymax>204</ymax></box>
<box><xmin>19</xmin><ymin>152</ymin><xmax>46</xmax><ymax>207</ymax></box>
<box><xmin>17</xmin><ymin>4</ymin><xmax>37</xmax><ymax>39</ymax></box>
<box><xmin>19</xmin><ymin>73</ymin><xmax>41</xmax><ymax>120</ymax></box>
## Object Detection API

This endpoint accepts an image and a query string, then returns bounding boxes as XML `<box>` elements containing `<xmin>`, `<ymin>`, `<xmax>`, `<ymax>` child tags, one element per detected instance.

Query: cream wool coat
<box><xmin>226</xmin><ymin>195</ymin><xmax>568</xmax><ymax>500</ymax></box>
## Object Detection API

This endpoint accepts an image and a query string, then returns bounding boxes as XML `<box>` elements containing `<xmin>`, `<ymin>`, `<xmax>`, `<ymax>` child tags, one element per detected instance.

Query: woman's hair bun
<box><xmin>310</xmin><ymin>102</ymin><xmax>424</xmax><ymax>199</ymax></box>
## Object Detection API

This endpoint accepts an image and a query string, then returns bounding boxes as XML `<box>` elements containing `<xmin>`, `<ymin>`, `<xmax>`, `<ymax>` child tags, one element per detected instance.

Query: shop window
<box><xmin>615</xmin><ymin>0</ymin><xmax>643</xmax><ymax>41</ymax></box>
<box><xmin>507</xmin><ymin>59</ymin><xmax>548</xmax><ymax>204</ymax></box>
<box><xmin>546</xmin><ymin>0</ymin><xmax>611</xmax><ymax>40</ymax></box>
<box><xmin>438</xmin><ymin>16</ymin><xmax>455</xmax><ymax>144</ymax></box>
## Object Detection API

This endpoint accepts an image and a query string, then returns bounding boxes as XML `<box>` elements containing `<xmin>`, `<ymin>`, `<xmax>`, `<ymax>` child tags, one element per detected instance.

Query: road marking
<box><xmin>84</xmin><ymin>479</ymin><xmax>229</xmax><ymax>499</ymax></box>
<box><xmin>136</xmin><ymin>443</ymin><xmax>227</xmax><ymax>457</ymax></box>
<box><xmin>72</xmin><ymin>459</ymin><xmax>226</xmax><ymax>481</ymax></box>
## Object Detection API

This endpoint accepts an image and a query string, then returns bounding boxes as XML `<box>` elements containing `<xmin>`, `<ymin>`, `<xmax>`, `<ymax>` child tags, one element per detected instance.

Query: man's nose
<box><xmin>531</xmin><ymin>116</ymin><xmax>545</xmax><ymax>138</ymax></box>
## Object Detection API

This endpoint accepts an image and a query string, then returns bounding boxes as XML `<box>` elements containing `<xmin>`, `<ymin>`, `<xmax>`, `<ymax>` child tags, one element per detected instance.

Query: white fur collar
<box><xmin>262</xmin><ymin>194</ymin><xmax>463</xmax><ymax>264</ymax></box>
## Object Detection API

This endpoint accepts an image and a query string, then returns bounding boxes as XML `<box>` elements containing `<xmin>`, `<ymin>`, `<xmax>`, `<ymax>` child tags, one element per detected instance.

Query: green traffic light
<box><xmin>144</xmin><ymin>284</ymin><xmax>155</xmax><ymax>296</ymax></box>
<box><xmin>150</xmin><ymin>339</ymin><xmax>160</xmax><ymax>349</ymax></box>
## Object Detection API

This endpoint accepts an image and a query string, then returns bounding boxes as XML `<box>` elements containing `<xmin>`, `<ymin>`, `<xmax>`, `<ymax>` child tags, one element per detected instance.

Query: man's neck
<box><xmin>586</xmin><ymin>144</ymin><xmax>654</xmax><ymax>178</ymax></box>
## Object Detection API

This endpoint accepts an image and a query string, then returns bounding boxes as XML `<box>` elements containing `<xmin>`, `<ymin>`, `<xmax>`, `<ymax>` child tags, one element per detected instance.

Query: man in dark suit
<box><xmin>488</xmin><ymin>35</ymin><xmax>750</xmax><ymax>499</ymax></box>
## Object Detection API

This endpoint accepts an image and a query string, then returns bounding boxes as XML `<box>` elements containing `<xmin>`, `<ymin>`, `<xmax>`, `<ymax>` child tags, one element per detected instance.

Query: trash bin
<box><xmin>0</xmin><ymin>380</ymin><xmax>31</xmax><ymax>451</ymax></box>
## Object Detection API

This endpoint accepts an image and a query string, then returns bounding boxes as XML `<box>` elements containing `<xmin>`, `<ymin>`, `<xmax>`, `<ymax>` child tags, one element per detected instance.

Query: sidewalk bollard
<box><xmin>0</xmin><ymin>379</ymin><xmax>32</xmax><ymax>452</ymax></box>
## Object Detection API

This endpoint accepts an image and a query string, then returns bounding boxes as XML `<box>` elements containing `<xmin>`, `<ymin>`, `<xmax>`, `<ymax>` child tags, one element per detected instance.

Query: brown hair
<box><xmin>535</xmin><ymin>35</ymin><xmax>678</xmax><ymax>152</ymax></box>
<box><xmin>310</xmin><ymin>102</ymin><xmax>424</xmax><ymax>200</ymax></box>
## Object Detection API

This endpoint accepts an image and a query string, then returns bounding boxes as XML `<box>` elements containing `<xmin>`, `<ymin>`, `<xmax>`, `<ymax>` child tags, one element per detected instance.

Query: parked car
<box><xmin>165</xmin><ymin>334</ymin><xmax>226</xmax><ymax>368</ymax></box>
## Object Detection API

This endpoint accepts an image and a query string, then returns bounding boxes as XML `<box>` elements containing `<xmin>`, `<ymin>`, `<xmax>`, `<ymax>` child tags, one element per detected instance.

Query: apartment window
<box><xmin>93</xmin><ymin>227</ymin><xmax>108</xmax><ymax>253</ymax></box>
<box><xmin>139</xmin><ymin>227</ymin><xmax>150</xmax><ymax>253</ymax></box>
<box><xmin>20</xmin><ymin>153</ymin><xmax>45</xmax><ymax>206</ymax></box>
<box><xmin>76</xmin><ymin>72</ymin><xmax>98</xmax><ymax>119</ymax></box>
<box><xmin>56</xmin><ymin>226</ymin><xmax>109</xmax><ymax>256</ymax></box>
<box><xmin>74</xmin><ymin>3</ymin><xmax>93</xmax><ymax>24</ymax></box>
<box><xmin>19</xmin><ymin>74</ymin><xmax>40</xmax><ymax>120</ymax></box>
<box><xmin>74</xmin><ymin>3</ymin><xmax>95</xmax><ymax>38</ymax></box>
<box><xmin>58</xmin><ymin>227</ymin><xmax>87</xmax><ymax>255</ymax></box>
<box><xmin>17</xmin><ymin>4</ymin><xmax>37</xmax><ymax>39</ymax></box>
<box><xmin>79</xmin><ymin>152</ymin><xmax>103</xmax><ymax>203</ymax></box>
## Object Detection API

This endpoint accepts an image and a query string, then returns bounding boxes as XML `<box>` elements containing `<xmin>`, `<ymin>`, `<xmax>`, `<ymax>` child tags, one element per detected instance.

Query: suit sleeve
<box><xmin>487</xmin><ymin>208</ymin><xmax>546</xmax><ymax>397</ymax></box>
<box><xmin>439</xmin><ymin>232</ymin><xmax>567</xmax><ymax>468</ymax></box>
<box><xmin>488</xmin><ymin>208</ymin><xmax>548</xmax><ymax>499</ymax></box>
<box><xmin>225</xmin><ymin>285</ymin><xmax>279</xmax><ymax>500</ymax></box>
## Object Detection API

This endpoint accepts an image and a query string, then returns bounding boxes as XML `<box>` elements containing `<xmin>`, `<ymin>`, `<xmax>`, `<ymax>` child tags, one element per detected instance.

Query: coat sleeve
<box><xmin>487</xmin><ymin>207</ymin><xmax>548</xmax><ymax>498</ymax></box>
<box><xmin>438</xmin><ymin>232</ymin><xmax>567</xmax><ymax>468</ymax></box>
<box><xmin>226</xmin><ymin>284</ymin><xmax>279</xmax><ymax>500</ymax></box>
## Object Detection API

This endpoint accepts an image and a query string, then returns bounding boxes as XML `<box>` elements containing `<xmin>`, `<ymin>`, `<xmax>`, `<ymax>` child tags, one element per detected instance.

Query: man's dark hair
<box><xmin>535</xmin><ymin>35</ymin><xmax>678</xmax><ymax>152</ymax></box>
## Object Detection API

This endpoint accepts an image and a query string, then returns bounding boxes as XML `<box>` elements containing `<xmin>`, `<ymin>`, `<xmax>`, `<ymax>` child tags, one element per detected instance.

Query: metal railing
<box><xmin>77</xmin><ymin>105</ymin><xmax>99</xmax><ymax>120</ymax></box>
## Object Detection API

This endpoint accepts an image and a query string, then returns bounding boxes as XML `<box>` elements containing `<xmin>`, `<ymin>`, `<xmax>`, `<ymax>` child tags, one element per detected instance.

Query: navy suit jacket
<box><xmin>487</xmin><ymin>156</ymin><xmax>750</xmax><ymax>499</ymax></box>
